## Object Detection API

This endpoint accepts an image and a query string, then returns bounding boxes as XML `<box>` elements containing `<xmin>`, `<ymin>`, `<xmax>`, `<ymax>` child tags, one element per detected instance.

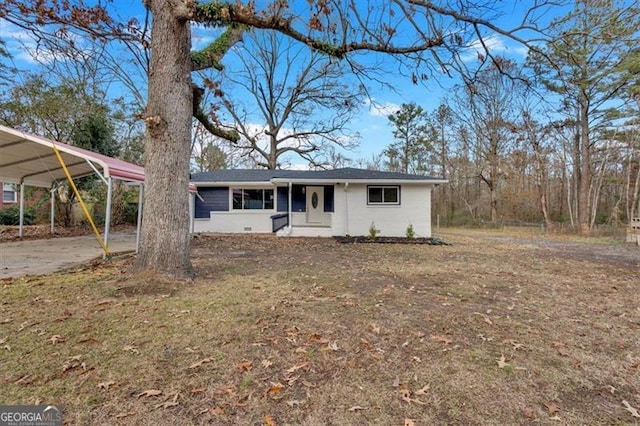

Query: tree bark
<box><xmin>134</xmin><ymin>0</ymin><xmax>194</xmax><ymax>278</ymax></box>
<box><xmin>577</xmin><ymin>90</ymin><xmax>591</xmax><ymax>234</ymax></box>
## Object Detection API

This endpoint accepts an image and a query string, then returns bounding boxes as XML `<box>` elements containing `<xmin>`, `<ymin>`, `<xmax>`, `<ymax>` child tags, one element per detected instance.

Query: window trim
<box><xmin>2</xmin><ymin>183</ymin><xmax>17</xmax><ymax>204</ymax></box>
<box><xmin>367</xmin><ymin>185</ymin><xmax>401</xmax><ymax>205</ymax></box>
<box><xmin>231</xmin><ymin>187</ymin><xmax>275</xmax><ymax>211</ymax></box>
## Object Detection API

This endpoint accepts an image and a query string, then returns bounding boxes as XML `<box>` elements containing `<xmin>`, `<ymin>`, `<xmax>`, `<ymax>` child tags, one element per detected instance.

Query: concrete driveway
<box><xmin>0</xmin><ymin>233</ymin><xmax>136</xmax><ymax>278</ymax></box>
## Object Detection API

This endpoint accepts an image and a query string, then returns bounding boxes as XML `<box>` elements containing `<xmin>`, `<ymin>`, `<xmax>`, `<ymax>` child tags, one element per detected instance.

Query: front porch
<box><xmin>272</xmin><ymin>183</ymin><xmax>335</xmax><ymax>236</ymax></box>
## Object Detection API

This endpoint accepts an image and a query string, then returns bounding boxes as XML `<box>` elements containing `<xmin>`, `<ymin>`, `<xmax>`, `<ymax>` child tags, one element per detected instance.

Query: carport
<box><xmin>0</xmin><ymin>124</ymin><xmax>146</xmax><ymax>256</ymax></box>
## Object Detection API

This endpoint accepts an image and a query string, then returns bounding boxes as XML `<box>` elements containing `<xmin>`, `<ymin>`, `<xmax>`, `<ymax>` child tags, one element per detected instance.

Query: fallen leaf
<box><xmin>327</xmin><ymin>341</ymin><xmax>339</xmax><ymax>351</ymax></box>
<box><xmin>261</xmin><ymin>359</ymin><xmax>273</xmax><ymax>368</ymax></box>
<box><xmin>392</xmin><ymin>376</ymin><xmax>401</xmax><ymax>387</ymax></box>
<box><xmin>211</xmin><ymin>407</ymin><xmax>224</xmax><ymax>415</ymax></box>
<box><xmin>286</xmin><ymin>399</ymin><xmax>304</xmax><ymax>407</ymax></box>
<box><xmin>115</xmin><ymin>412</ymin><xmax>135</xmax><ymax>419</ymax></box>
<box><xmin>237</xmin><ymin>360</ymin><xmax>253</xmax><ymax>372</ymax></box>
<box><xmin>266</xmin><ymin>383</ymin><xmax>283</xmax><ymax>397</ymax></box>
<box><xmin>415</xmin><ymin>383</ymin><xmax>430</xmax><ymax>395</ymax></box>
<box><xmin>188</xmin><ymin>357</ymin><xmax>213</xmax><ymax>369</ymax></box>
<box><xmin>522</xmin><ymin>407</ymin><xmax>535</xmax><ymax>419</ymax></box>
<box><xmin>371</xmin><ymin>323</ymin><xmax>380</xmax><ymax>334</ymax></box>
<box><xmin>544</xmin><ymin>401</ymin><xmax>560</xmax><ymax>414</ymax></box>
<box><xmin>286</xmin><ymin>362</ymin><xmax>308</xmax><ymax>373</ymax></box>
<box><xmin>405</xmin><ymin>419</ymin><xmax>416</xmax><ymax>426</ymax></box>
<box><xmin>97</xmin><ymin>381</ymin><xmax>116</xmax><ymax>390</ymax></box>
<box><xmin>497</xmin><ymin>354</ymin><xmax>508</xmax><ymax>369</ymax></box>
<box><xmin>123</xmin><ymin>344</ymin><xmax>140</xmax><ymax>355</ymax></box>
<box><xmin>48</xmin><ymin>335</ymin><xmax>65</xmax><ymax>344</ymax></box>
<box><xmin>622</xmin><ymin>400</ymin><xmax>640</xmax><ymax>418</ymax></box>
<box><xmin>137</xmin><ymin>389</ymin><xmax>163</xmax><ymax>398</ymax></box>
<box><xmin>191</xmin><ymin>387</ymin><xmax>205</xmax><ymax>394</ymax></box>
<box><xmin>348</xmin><ymin>406</ymin><xmax>366</xmax><ymax>411</ymax></box>
<box><xmin>308</xmin><ymin>333</ymin><xmax>329</xmax><ymax>344</ymax></box>
<box><xmin>430</xmin><ymin>335</ymin><xmax>452</xmax><ymax>345</ymax></box>
<box><xmin>154</xmin><ymin>401</ymin><xmax>179</xmax><ymax>409</ymax></box>
<box><xmin>301</xmin><ymin>379</ymin><xmax>316</xmax><ymax>388</ymax></box>
<box><xmin>264</xmin><ymin>415</ymin><xmax>277</xmax><ymax>426</ymax></box>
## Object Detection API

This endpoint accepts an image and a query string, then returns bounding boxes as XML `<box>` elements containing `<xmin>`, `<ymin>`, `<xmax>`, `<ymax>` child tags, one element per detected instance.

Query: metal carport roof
<box><xmin>0</xmin><ymin>124</ymin><xmax>144</xmax><ymax>187</ymax></box>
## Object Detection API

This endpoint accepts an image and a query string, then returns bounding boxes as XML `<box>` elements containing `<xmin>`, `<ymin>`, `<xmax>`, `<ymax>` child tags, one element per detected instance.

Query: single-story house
<box><xmin>190</xmin><ymin>168</ymin><xmax>447</xmax><ymax>238</ymax></box>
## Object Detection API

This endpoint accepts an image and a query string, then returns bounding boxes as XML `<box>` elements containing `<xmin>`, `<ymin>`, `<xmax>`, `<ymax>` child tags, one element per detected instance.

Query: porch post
<box><xmin>103</xmin><ymin>177</ymin><xmax>113</xmax><ymax>258</ymax></box>
<box><xmin>18</xmin><ymin>182</ymin><xmax>25</xmax><ymax>238</ymax></box>
<box><xmin>288</xmin><ymin>181</ymin><xmax>292</xmax><ymax>230</ymax></box>
<box><xmin>136</xmin><ymin>184</ymin><xmax>144</xmax><ymax>253</ymax></box>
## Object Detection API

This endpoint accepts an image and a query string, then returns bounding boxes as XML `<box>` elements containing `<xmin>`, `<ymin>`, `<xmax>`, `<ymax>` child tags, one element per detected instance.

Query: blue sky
<box><xmin>0</xmin><ymin>0</ymin><xmax>544</xmax><ymax>167</ymax></box>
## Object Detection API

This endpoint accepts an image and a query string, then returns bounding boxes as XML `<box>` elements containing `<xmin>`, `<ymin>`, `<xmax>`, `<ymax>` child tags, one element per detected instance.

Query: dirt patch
<box><xmin>1</xmin><ymin>229</ymin><xmax>639</xmax><ymax>425</ymax></box>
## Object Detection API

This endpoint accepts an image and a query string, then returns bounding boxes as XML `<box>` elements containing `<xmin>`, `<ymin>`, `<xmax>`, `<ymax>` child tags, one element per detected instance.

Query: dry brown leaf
<box><xmin>622</xmin><ymin>400</ymin><xmax>640</xmax><ymax>418</ymax></box>
<box><xmin>286</xmin><ymin>362</ymin><xmax>308</xmax><ymax>373</ymax></box>
<box><xmin>137</xmin><ymin>389</ymin><xmax>163</xmax><ymax>398</ymax></box>
<box><xmin>430</xmin><ymin>335</ymin><xmax>452</xmax><ymax>345</ymax></box>
<box><xmin>544</xmin><ymin>401</ymin><xmax>560</xmax><ymax>414</ymax></box>
<box><xmin>264</xmin><ymin>415</ymin><xmax>277</xmax><ymax>426</ymax></box>
<box><xmin>392</xmin><ymin>376</ymin><xmax>401</xmax><ymax>387</ymax></box>
<box><xmin>522</xmin><ymin>407</ymin><xmax>535</xmax><ymax>419</ymax></box>
<box><xmin>123</xmin><ymin>344</ymin><xmax>140</xmax><ymax>355</ymax></box>
<box><xmin>327</xmin><ymin>341</ymin><xmax>339</xmax><ymax>351</ymax></box>
<box><xmin>236</xmin><ymin>360</ymin><xmax>253</xmax><ymax>372</ymax></box>
<box><xmin>371</xmin><ymin>323</ymin><xmax>381</xmax><ymax>334</ymax></box>
<box><xmin>48</xmin><ymin>335</ymin><xmax>65</xmax><ymax>344</ymax></box>
<box><xmin>188</xmin><ymin>357</ymin><xmax>213</xmax><ymax>369</ymax></box>
<box><xmin>97</xmin><ymin>381</ymin><xmax>116</xmax><ymax>390</ymax></box>
<box><xmin>301</xmin><ymin>379</ymin><xmax>316</xmax><ymax>388</ymax></box>
<box><xmin>348</xmin><ymin>406</ymin><xmax>366</xmax><ymax>411</ymax></box>
<box><xmin>415</xmin><ymin>383</ymin><xmax>430</xmax><ymax>395</ymax></box>
<box><xmin>266</xmin><ymin>383</ymin><xmax>284</xmax><ymax>397</ymax></box>
<box><xmin>404</xmin><ymin>419</ymin><xmax>416</xmax><ymax>426</ymax></box>
<box><xmin>115</xmin><ymin>412</ymin><xmax>135</xmax><ymax>419</ymax></box>
<box><xmin>261</xmin><ymin>359</ymin><xmax>273</xmax><ymax>368</ymax></box>
<box><xmin>191</xmin><ymin>387</ymin><xmax>205</xmax><ymax>394</ymax></box>
<box><xmin>154</xmin><ymin>401</ymin><xmax>179</xmax><ymax>409</ymax></box>
<box><xmin>211</xmin><ymin>407</ymin><xmax>224</xmax><ymax>415</ymax></box>
<box><xmin>308</xmin><ymin>333</ymin><xmax>329</xmax><ymax>344</ymax></box>
<box><xmin>497</xmin><ymin>354</ymin><xmax>508</xmax><ymax>369</ymax></box>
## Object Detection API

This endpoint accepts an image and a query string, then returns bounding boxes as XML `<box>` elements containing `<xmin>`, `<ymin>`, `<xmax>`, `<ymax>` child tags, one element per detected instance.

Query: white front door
<box><xmin>306</xmin><ymin>186</ymin><xmax>324</xmax><ymax>224</ymax></box>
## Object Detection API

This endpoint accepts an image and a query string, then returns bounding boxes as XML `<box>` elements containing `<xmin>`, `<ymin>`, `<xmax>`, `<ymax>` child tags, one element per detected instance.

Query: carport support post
<box><xmin>136</xmin><ymin>184</ymin><xmax>143</xmax><ymax>253</ymax></box>
<box><xmin>50</xmin><ymin>184</ymin><xmax>56</xmax><ymax>234</ymax></box>
<box><xmin>103</xmin><ymin>177</ymin><xmax>113</xmax><ymax>258</ymax></box>
<box><xmin>189</xmin><ymin>191</ymin><xmax>195</xmax><ymax>234</ymax></box>
<box><xmin>18</xmin><ymin>182</ymin><xmax>25</xmax><ymax>238</ymax></box>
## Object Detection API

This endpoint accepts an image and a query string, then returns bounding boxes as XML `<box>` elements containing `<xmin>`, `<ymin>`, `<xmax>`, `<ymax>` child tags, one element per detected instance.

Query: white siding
<box><xmin>194</xmin><ymin>211</ymin><xmax>274</xmax><ymax>233</ymax></box>
<box><xmin>342</xmin><ymin>183</ymin><xmax>432</xmax><ymax>237</ymax></box>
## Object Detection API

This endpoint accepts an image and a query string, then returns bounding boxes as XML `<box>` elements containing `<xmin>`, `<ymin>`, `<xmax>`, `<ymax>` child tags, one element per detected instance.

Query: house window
<box><xmin>2</xmin><ymin>184</ymin><xmax>17</xmax><ymax>203</ymax></box>
<box><xmin>232</xmin><ymin>188</ymin><xmax>274</xmax><ymax>210</ymax></box>
<box><xmin>367</xmin><ymin>186</ymin><xmax>400</xmax><ymax>205</ymax></box>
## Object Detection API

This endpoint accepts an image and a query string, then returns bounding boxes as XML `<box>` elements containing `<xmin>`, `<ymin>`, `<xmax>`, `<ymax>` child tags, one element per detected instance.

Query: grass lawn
<box><xmin>1</xmin><ymin>229</ymin><xmax>639</xmax><ymax>425</ymax></box>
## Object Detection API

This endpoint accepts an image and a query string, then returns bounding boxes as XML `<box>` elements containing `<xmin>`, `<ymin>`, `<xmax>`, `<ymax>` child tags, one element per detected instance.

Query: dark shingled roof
<box><xmin>190</xmin><ymin>167</ymin><xmax>443</xmax><ymax>183</ymax></box>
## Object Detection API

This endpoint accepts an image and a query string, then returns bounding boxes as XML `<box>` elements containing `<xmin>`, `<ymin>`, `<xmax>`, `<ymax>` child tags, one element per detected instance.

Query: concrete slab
<box><xmin>0</xmin><ymin>233</ymin><xmax>136</xmax><ymax>278</ymax></box>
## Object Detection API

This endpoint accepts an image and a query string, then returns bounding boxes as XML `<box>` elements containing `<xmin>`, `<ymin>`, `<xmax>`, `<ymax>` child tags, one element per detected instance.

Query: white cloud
<box><xmin>461</xmin><ymin>34</ymin><xmax>529</xmax><ymax>62</ymax></box>
<box><xmin>363</xmin><ymin>98</ymin><xmax>400</xmax><ymax>118</ymax></box>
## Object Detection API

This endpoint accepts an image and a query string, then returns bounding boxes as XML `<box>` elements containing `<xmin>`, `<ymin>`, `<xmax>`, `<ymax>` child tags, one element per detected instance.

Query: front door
<box><xmin>306</xmin><ymin>186</ymin><xmax>324</xmax><ymax>224</ymax></box>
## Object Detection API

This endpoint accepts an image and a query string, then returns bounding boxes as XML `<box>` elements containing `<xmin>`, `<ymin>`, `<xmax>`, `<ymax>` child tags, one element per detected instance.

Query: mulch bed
<box><xmin>334</xmin><ymin>235</ymin><xmax>450</xmax><ymax>245</ymax></box>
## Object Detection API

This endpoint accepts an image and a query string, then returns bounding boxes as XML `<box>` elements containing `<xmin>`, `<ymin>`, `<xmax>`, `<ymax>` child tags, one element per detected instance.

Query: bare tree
<box><xmin>454</xmin><ymin>58</ymin><xmax>525</xmax><ymax>223</ymax></box>
<box><xmin>215</xmin><ymin>30</ymin><xmax>364</xmax><ymax>169</ymax></box>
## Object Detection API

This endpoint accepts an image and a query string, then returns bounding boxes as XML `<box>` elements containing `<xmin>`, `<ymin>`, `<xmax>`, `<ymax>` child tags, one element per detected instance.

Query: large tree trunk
<box><xmin>577</xmin><ymin>91</ymin><xmax>591</xmax><ymax>234</ymax></box>
<box><xmin>134</xmin><ymin>0</ymin><xmax>194</xmax><ymax>278</ymax></box>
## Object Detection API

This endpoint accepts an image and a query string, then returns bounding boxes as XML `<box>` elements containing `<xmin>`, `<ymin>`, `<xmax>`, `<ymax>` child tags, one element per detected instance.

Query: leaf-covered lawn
<box><xmin>1</xmin><ymin>229</ymin><xmax>638</xmax><ymax>425</ymax></box>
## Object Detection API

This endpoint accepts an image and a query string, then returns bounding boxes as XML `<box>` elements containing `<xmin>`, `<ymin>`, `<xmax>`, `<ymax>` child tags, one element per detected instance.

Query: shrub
<box><xmin>406</xmin><ymin>224</ymin><xmax>415</xmax><ymax>240</ymax></box>
<box><xmin>0</xmin><ymin>205</ymin><xmax>35</xmax><ymax>226</ymax></box>
<box><xmin>368</xmin><ymin>222</ymin><xmax>379</xmax><ymax>240</ymax></box>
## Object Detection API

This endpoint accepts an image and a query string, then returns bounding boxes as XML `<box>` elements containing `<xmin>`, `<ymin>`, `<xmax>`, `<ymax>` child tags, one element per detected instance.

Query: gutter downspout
<box><xmin>344</xmin><ymin>182</ymin><xmax>349</xmax><ymax>236</ymax></box>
